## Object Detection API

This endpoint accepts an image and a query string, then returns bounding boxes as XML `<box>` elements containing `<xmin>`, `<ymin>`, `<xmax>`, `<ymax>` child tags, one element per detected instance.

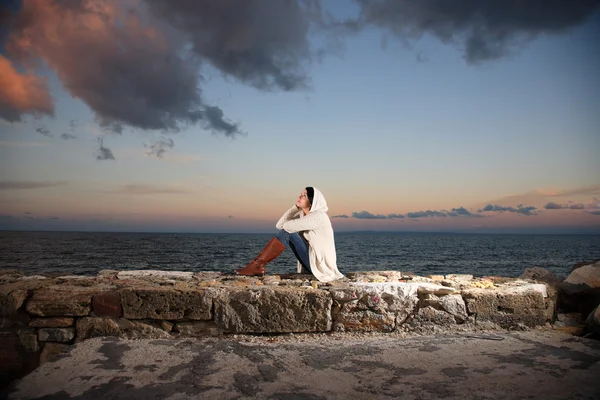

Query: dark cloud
<box><xmin>228</xmin><ymin>215</ymin><xmax>234</xmax><ymax>219</ymax></box>
<box><xmin>351</xmin><ymin>0</ymin><xmax>600</xmax><ymax>64</ymax></box>
<box><xmin>387</xmin><ymin>213</ymin><xmax>405</xmax><ymax>219</ymax></box>
<box><xmin>569</xmin><ymin>203</ymin><xmax>585</xmax><ymax>209</ymax></box>
<box><xmin>60</xmin><ymin>133</ymin><xmax>77</xmax><ymax>140</ymax></box>
<box><xmin>35</xmin><ymin>126</ymin><xmax>52</xmax><ymax>137</ymax></box>
<box><xmin>145</xmin><ymin>137</ymin><xmax>175</xmax><ymax>158</ymax></box>
<box><xmin>96</xmin><ymin>138</ymin><xmax>115</xmax><ymax>161</ymax></box>
<box><xmin>587</xmin><ymin>211</ymin><xmax>600</xmax><ymax>215</ymax></box>
<box><xmin>479</xmin><ymin>204</ymin><xmax>537</xmax><ymax>215</ymax></box>
<box><xmin>0</xmin><ymin>0</ymin><xmax>331</xmax><ymax>138</ymax></box>
<box><xmin>0</xmin><ymin>181</ymin><xmax>67</xmax><ymax>190</ymax></box>
<box><xmin>332</xmin><ymin>214</ymin><xmax>349</xmax><ymax>218</ymax></box>
<box><xmin>352</xmin><ymin>211</ymin><xmax>388</xmax><ymax>219</ymax></box>
<box><xmin>544</xmin><ymin>202</ymin><xmax>564</xmax><ymax>209</ymax></box>
<box><xmin>407</xmin><ymin>210</ymin><xmax>447</xmax><ymax>218</ymax></box>
<box><xmin>451</xmin><ymin>207</ymin><xmax>471</xmax><ymax>216</ymax></box>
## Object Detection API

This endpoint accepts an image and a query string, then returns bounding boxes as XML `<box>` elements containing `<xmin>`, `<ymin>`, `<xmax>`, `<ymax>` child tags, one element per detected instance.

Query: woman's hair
<box><xmin>305</xmin><ymin>187</ymin><xmax>314</xmax><ymax>208</ymax></box>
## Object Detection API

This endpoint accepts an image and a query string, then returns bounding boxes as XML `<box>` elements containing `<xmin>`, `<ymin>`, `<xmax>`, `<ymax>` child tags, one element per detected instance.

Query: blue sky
<box><xmin>1</xmin><ymin>0</ymin><xmax>599</xmax><ymax>233</ymax></box>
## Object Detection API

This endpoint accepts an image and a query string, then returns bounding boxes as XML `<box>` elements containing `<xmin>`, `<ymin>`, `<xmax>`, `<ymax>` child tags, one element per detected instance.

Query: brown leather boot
<box><xmin>235</xmin><ymin>238</ymin><xmax>286</xmax><ymax>276</ymax></box>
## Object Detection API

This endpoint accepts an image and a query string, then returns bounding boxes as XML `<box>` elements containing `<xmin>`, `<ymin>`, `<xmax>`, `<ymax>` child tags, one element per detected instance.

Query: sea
<box><xmin>1</xmin><ymin>231</ymin><xmax>599</xmax><ymax>278</ymax></box>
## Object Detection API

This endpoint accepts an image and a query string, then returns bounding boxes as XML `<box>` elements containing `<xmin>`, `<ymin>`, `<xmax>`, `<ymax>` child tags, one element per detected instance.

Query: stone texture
<box><xmin>160</xmin><ymin>320</ymin><xmax>174</xmax><ymax>332</ymax></box>
<box><xmin>92</xmin><ymin>291</ymin><xmax>122</xmax><ymax>317</ymax></box>
<box><xmin>38</xmin><ymin>328</ymin><xmax>75</xmax><ymax>343</ymax></box>
<box><xmin>214</xmin><ymin>287</ymin><xmax>332</xmax><ymax>333</ymax></box>
<box><xmin>520</xmin><ymin>267</ymin><xmax>563</xmax><ymax>285</ymax></box>
<box><xmin>560</xmin><ymin>261</ymin><xmax>600</xmax><ymax>317</ymax></box>
<box><xmin>439</xmin><ymin>294</ymin><xmax>468</xmax><ymax>323</ymax></box>
<box><xmin>39</xmin><ymin>343</ymin><xmax>71</xmax><ymax>365</ymax></box>
<box><xmin>118</xmin><ymin>270</ymin><xmax>193</xmax><ymax>280</ymax></box>
<box><xmin>17</xmin><ymin>331</ymin><xmax>39</xmax><ymax>353</ymax></box>
<box><xmin>462</xmin><ymin>288</ymin><xmax>546</xmax><ymax>328</ymax></box>
<box><xmin>413</xmin><ymin>306</ymin><xmax>457</xmax><ymax>326</ymax></box>
<box><xmin>585</xmin><ymin>305</ymin><xmax>600</xmax><ymax>335</ymax></box>
<box><xmin>175</xmin><ymin>321</ymin><xmax>222</xmax><ymax>336</ymax></box>
<box><xmin>564</xmin><ymin>262</ymin><xmax>600</xmax><ymax>286</ymax></box>
<box><xmin>76</xmin><ymin>317</ymin><xmax>171</xmax><ymax>341</ymax></box>
<box><xmin>0</xmin><ymin>288</ymin><xmax>28</xmax><ymax>317</ymax></box>
<box><xmin>29</xmin><ymin>317</ymin><xmax>74</xmax><ymax>328</ymax></box>
<box><xmin>331</xmin><ymin>283</ymin><xmax>419</xmax><ymax>332</ymax></box>
<box><xmin>0</xmin><ymin>331</ymin><xmax>40</xmax><ymax>389</ymax></box>
<box><xmin>120</xmin><ymin>287</ymin><xmax>212</xmax><ymax>320</ymax></box>
<box><xmin>26</xmin><ymin>288</ymin><xmax>92</xmax><ymax>316</ymax></box>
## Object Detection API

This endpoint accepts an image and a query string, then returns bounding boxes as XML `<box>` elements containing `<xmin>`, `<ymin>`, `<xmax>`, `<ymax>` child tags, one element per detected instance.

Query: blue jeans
<box><xmin>276</xmin><ymin>230</ymin><xmax>311</xmax><ymax>272</ymax></box>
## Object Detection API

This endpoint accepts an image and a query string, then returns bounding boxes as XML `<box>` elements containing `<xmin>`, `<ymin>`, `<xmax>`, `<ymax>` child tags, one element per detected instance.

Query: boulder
<box><xmin>585</xmin><ymin>305</ymin><xmax>600</xmax><ymax>335</ymax></box>
<box><xmin>559</xmin><ymin>261</ymin><xmax>600</xmax><ymax>317</ymax></box>
<box><xmin>92</xmin><ymin>292</ymin><xmax>122</xmax><ymax>317</ymax></box>
<box><xmin>26</xmin><ymin>287</ymin><xmax>93</xmax><ymax>317</ymax></box>
<box><xmin>120</xmin><ymin>287</ymin><xmax>212</xmax><ymax>320</ymax></box>
<box><xmin>520</xmin><ymin>267</ymin><xmax>563</xmax><ymax>285</ymax></box>
<box><xmin>213</xmin><ymin>287</ymin><xmax>332</xmax><ymax>333</ymax></box>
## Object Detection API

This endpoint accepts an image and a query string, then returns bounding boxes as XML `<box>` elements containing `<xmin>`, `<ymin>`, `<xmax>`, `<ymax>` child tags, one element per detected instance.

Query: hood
<box><xmin>310</xmin><ymin>187</ymin><xmax>328</xmax><ymax>213</ymax></box>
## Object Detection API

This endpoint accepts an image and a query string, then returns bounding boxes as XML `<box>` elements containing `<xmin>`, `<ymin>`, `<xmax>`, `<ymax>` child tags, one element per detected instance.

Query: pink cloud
<box><xmin>0</xmin><ymin>55</ymin><xmax>53</xmax><ymax>122</ymax></box>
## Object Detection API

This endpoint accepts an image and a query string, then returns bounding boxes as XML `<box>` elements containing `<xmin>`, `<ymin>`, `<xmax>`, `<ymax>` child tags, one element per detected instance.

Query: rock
<box><xmin>175</xmin><ymin>321</ymin><xmax>222</xmax><ymax>336</ymax></box>
<box><xmin>439</xmin><ymin>294</ymin><xmax>468</xmax><ymax>323</ymax></box>
<box><xmin>17</xmin><ymin>331</ymin><xmax>39</xmax><ymax>353</ymax></box>
<box><xmin>446</xmin><ymin>274</ymin><xmax>473</xmax><ymax>281</ymax></box>
<box><xmin>29</xmin><ymin>317</ymin><xmax>74</xmax><ymax>328</ymax></box>
<box><xmin>26</xmin><ymin>287</ymin><xmax>92</xmax><ymax>317</ymax></box>
<box><xmin>159</xmin><ymin>320</ymin><xmax>173</xmax><ymax>332</ymax></box>
<box><xmin>213</xmin><ymin>287</ymin><xmax>332</xmax><ymax>333</ymax></box>
<box><xmin>0</xmin><ymin>289</ymin><xmax>28</xmax><ymax>317</ymax></box>
<box><xmin>462</xmin><ymin>287</ymin><xmax>547</xmax><ymax>328</ymax></box>
<box><xmin>76</xmin><ymin>317</ymin><xmax>171</xmax><ymax>341</ymax></box>
<box><xmin>553</xmin><ymin>312</ymin><xmax>585</xmax><ymax>336</ymax></box>
<box><xmin>38</xmin><ymin>328</ymin><xmax>75</xmax><ymax>343</ymax></box>
<box><xmin>585</xmin><ymin>305</ymin><xmax>600</xmax><ymax>335</ymax></box>
<box><xmin>92</xmin><ymin>292</ymin><xmax>122</xmax><ymax>317</ymax></box>
<box><xmin>428</xmin><ymin>275</ymin><xmax>445</xmax><ymax>281</ymax></box>
<box><xmin>120</xmin><ymin>287</ymin><xmax>212</xmax><ymax>320</ymax></box>
<box><xmin>117</xmin><ymin>270</ymin><xmax>193</xmax><ymax>280</ymax></box>
<box><xmin>560</xmin><ymin>261</ymin><xmax>600</xmax><ymax>317</ymax></box>
<box><xmin>97</xmin><ymin>270</ymin><xmax>119</xmax><ymax>279</ymax></box>
<box><xmin>519</xmin><ymin>267</ymin><xmax>562</xmax><ymax>285</ymax></box>
<box><xmin>39</xmin><ymin>343</ymin><xmax>71</xmax><ymax>365</ymax></box>
<box><xmin>570</xmin><ymin>259</ymin><xmax>600</xmax><ymax>272</ymax></box>
<box><xmin>413</xmin><ymin>306</ymin><xmax>456</xmax><ymax>327</ymax></box>
<box><xmin>331</xmin><ymin>282</ymin><xmax>419</xmax><ymax>332</ymax></box>
<box><xmin>564</xmin><ymin>262</ymin><xmax>600</xmax><ymax>286</ymax></box>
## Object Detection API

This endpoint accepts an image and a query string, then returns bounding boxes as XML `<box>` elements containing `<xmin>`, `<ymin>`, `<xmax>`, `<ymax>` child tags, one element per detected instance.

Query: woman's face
<box><xmin>296</xmin><ymin>189</ymin><xmax>311</xmax><ymax>209</ymax></box>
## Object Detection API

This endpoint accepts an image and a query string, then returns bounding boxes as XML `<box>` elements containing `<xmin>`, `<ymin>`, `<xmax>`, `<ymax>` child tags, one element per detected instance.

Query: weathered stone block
<box><xmin>462</xmin><ymin>288</ymin><xmax>546</xmax><ymax>328</ymax></box>
<box><xmin>40</xmin><ymin>343</ymin><xmax>71</xmax><ymax>365</ymax></box>
<box><xmin>331</xmin><ymin>283</ymin><xmax>419</xmax><ymax>332</ymax></box>
<box><xmin>26</xmin><ymin>288</ymin><xmax>92</xmax><ymax>316</ymax></box>
<box><xmin>0</xmin><ymin>289</ymin><xmax>28</xmax><ymax>317</ymax></box>
<box><xmin>175</xmin><ymin>321</ymin><xmax>222</xmax><ymax>336</ymax></box>
<box><xmin>17</xmin><ymin>331</ymin><xmax>39</xmax><ymax>353</ymax></box>
<box><xmin>213</xmin><ymin>287</ymin><xmax>332</xmax><ymax>333</ymax></box>
<box><xmin>29</xmin><ymin>317</ymin><xmax>74</xmax><ymax>328</ymax></box>
<box><xmin>38</xmin><ymin>328</ymin><xmax>75</xmax><ymax>343</ymax></box>
<box><xmin>92</xmin><ymin>292</ymin><xmax>122</xmax><ymax>317</ymax></box>
<box><xmin>76</xmin><ymin>317</ymin><xmax>171</xmax><ymax>341</ymax></box>
<box><xmin>414</xmin><ymin>306</ymin><xmax>457</xmax><ymax>326</ymax></box>
<box><xmin>120</xmin><ymin>287</ymin><xmax>212</xmax><ymax>320</ymax></box>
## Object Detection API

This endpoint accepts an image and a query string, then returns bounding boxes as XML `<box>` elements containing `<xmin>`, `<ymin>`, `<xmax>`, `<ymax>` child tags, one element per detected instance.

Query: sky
<box><xmin>0</xmin><ymin>0</ymin><xmax>599</xmax><ymax>234</ymax></box>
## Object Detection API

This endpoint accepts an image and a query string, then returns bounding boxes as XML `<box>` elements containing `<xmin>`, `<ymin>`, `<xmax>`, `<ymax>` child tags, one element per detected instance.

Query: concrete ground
<box><xmin>3</xmin><ymin>330</ymin><xmax>600</xmax><ymax>400</ymax></box>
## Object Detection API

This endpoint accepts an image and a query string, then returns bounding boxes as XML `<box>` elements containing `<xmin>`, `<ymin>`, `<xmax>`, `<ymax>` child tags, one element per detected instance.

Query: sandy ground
<box><xmin>3</xmin><ymin>330</ymin><xmax>600</xmax><ymax>400</ymax></box>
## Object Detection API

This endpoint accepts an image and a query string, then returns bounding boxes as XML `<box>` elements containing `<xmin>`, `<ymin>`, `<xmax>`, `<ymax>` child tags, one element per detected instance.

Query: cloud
<box><xmin>587</xmin><ymin>211</ymin><xmax>600</xmax><ymax>216</ymax></box>
<box><xmin>569</xmin><ymin>203</ymin><xmax>585</xmax><ymax>209</ymax></box>
<box><xmin>479</xmin><ymin>204</ymin><xmax>537</xmax><ymax>215</ymax></box>
<box><xmin>117</xmin><ymin>184</ymin><xmax>193</xmax><ymax>195</ymax></box>
<box><xmin>0</xmin><ymin>140</ymin><xmax>46</xmax><ymax>147</ymax></box>
<box><xmin>0</xmin><ymin>0</ymin><xmax>332</xmax><ymax>138</ymax></box>
<box><xmin>544</xmin><ymin>202</ymin><xmax>564</xmax><ymax>209</ymax></box>
<box><xmin>0</xmin><ymin>54</ymin><xmax>53</xmax><ymax>122</ymax></box>
<box><xmin>350</xmin><ymin>0</ymin><xmax>600</xmax><ymax>64</ymax></box>
<box><xmin>332</xmin><ymin>214</ymin><xmax>349</xmax><ymax>218</ymax></box>
<box><xmin>352</xmin><ymin>211</ymin><xmax>388</xmax><ymax>219</ymax></box>
<box><xmin>60</xmin><ymin>133</ymin><xmax>77</xmax><ymax>140</ymax></box>
<box><xmin>0</xmin><ymin>180</ymin><xmax>67</xmax><ymax>190</ymax></box>
<box><xmin>35</xmin><ymin>126</ymin><xmax>52</xmax><ymax>137</ymax></box>
<box><xmin>144</xmin><ymin>137</ymin><xmax>175</xmax><ymax>158</ymax></box>
<box><xmin>407</xmin><ymin>210</ymin><xmax>447</xmax><ymax>218</ymax></box>
<box><xmin>228</xmin><ymin>215</ymin><xmax>234</xmax><ymax>219</ymax></box>
<box><xmin>386</xmin><ymin>213</ymin><xmax>405</xmax><ymax>219</ymax></box>
<box><xmin>96</xmin><ymin>138</ymin><xmax>115</xmax><ymax>161</ymax></box>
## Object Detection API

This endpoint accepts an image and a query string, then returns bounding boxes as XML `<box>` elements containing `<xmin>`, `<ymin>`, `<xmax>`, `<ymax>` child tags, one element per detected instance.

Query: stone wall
<box><xmin>1</xmin><ymin>269</ymin><xmax>555</xmax><ymax>387</ymax></box>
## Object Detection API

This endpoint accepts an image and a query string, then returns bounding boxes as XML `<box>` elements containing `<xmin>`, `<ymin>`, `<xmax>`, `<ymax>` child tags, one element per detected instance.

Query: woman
<box><xmin>235</xmin><ymin>187</ymin><xmax>344</xmax><ymax>282</ymax></box>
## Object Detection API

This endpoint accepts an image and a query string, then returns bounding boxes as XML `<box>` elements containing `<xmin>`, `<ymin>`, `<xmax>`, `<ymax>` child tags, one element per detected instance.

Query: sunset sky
<box><xmin>1</xmin><ymin>0</ymin><xmax>599</xmax><ymax>234</ymax></box>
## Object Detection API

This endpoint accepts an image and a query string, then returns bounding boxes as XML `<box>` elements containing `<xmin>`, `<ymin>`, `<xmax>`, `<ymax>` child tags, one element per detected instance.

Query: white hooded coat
<box><xmin>275</xmin><ymin>188</ymin><xmax>345</xmax><ymax>283</ymax></box>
